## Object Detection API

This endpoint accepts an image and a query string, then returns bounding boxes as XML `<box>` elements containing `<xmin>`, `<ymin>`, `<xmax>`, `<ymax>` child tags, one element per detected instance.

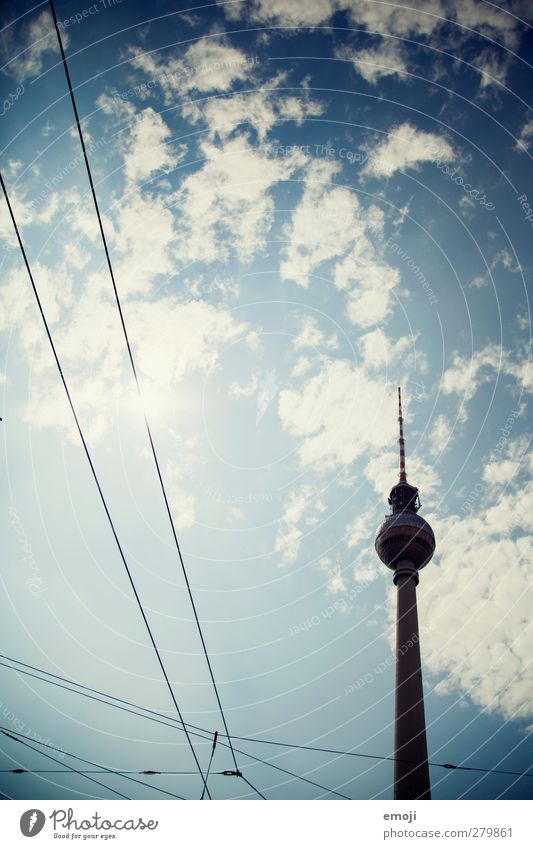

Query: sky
<box><xmin>0</xmin><ymin>0</ymin><xmax>532</xmax><ymax>801</ymax></box>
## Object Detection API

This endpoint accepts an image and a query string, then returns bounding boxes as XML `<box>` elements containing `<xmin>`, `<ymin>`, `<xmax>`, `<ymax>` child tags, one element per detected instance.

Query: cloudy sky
<box><xmin>0</xmin><ymin>0</ymin><xmax>532</xmax><ymax>801</ymax></box>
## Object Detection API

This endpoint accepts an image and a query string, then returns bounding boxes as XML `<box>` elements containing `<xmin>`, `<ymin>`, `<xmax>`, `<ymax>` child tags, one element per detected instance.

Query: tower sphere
<box><xmin>375</xmin><ymin>510</ymin><xmax>435</xmax><ymax>571</ymax></box>
<box><xmin>374</xmin><ymin>387</ymin><xmax>436</xmax><ymax>572</ymax></box>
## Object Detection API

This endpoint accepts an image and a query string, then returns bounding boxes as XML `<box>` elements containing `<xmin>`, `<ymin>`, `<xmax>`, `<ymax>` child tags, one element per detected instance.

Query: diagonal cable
<box><xmin>0</xmin><ymin>657</ymin><xmax>350</xmax><ymax>797</ymax></box>
<box><xmin>47</xmin><ymin>0</ymin><xmax>239</xmax><ymax>774</ymax></box>
<box><xmin>4</xmin><ymin>654</ymin><xmax>530</xmax><ymax>790</ymax></box>
<box><xmin>1</xmin><ymin>727</ymin><xmax>185</xmax><ymax>799</ymax></box>
<box><xmin>1</xmin><ymin>729</ymin><xmax>130</xmax><ymax>799</ymax></box>
<box><xmin>0</xmin><ymin>171</ymin><xmax>209</xmax><ymax>799</ymax></box>
<box><xmin>201</xmin><ymin>731</ymin><xmax>218</xmax><ymax>800</ymax></box>
<box><xmin>239</xmin><ymin>774</ymin><xmax>267</xmax><ymax>799</ymax></box>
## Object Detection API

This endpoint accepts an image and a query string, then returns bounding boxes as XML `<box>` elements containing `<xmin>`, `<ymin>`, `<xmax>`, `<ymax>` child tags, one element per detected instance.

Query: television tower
<box><xmin>375</xmin><ymin>388</ymin><xmax>436</xmax><ymax>800</ymax></box>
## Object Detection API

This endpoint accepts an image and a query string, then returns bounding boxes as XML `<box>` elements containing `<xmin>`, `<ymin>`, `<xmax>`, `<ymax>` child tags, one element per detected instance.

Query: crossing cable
<box><xmin>0</xmin><ymin>657</ymin><xmax>346</xmax><ymax>798</ymax></box>
<box><xmin>1</xmin><ymin>729</ymin><xmax>130</xmax><ymax>799</ymax></box>
<box><xmin>2</xmin><ymin>655</ymin><xmax>532</xmax><ymax>785</ymax></box>
<box><xmin>1</xmin><ymin>769</ymin><xmax>199</xmax><ymax>775</ymax></box>
<box><xmin>1</xmin><ymin>764</ymin><xmax>270</xmax><ymax>799</ymax></box>
<box><xmin>215</xmin><ymin>733</ymin><xmax>533</xmax><ymax>781</ymax></box>
<box><xmin>239</xmin><ymin>774</ymin><xmax>267</xmax><ymax>799</ymax></box>
<box><xmin>219</xmin><ymin>768</ymin><xmax>267</xmax><ymax>800</ymax></box>
<box><xmin>48</xmin><ymin>0</ymin><xmax>240</xmax><ymax>776</ymax></box>
<box><xmin>2</xmin><ymin>655</ymin><xmax>532</xmax><ymax>784</ymax></box>
<box><xmin>2</xmin><ymin>724</ymin><xmax>265</xmax><ymax>800</ymax></box>
<box><xmin>201</xmin><ymin>732</ymin><xmax>218</xmax><ymax>800</ymax></box>
<box><xmin>0</xmin><ymin>172</ymin><xmax>209</xmax><ymax>800</ymax></box>
<box><xmin>1</xmin><ymin>723</ymin><xmax>267</xmax><ymax>800</ymax></box>
<box><xmin>1</xmin><ymin>727</ymin><xmax>185</xmax><ymax>799</ymax></box>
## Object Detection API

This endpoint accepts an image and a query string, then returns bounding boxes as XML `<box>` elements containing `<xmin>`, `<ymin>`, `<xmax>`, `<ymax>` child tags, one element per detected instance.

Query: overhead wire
<box><xmin>48</xmin><ymin>0</ymin><xmax>240</xmax><ymax>781</ymax></box>
<box><xmin>0</xmin><ymin>657</ymin><xmax>345</xmax><ymax>798</ymax></box>
<box><xmin>0</xmin><ymin>769</ymin><xmax>198</xmax><ymax>775</ymax></box>
<box><xmin>0</xmin><ymin>171</ymin><xmax>209</xmax><ymax>799</ymax></box>
<box><xmin>201</xmin><ymin>732</ymin><xmax>218</xmax><ymax>800</ymax></box>
<box><xmin>3</xmin><ymin>11</ymin><xmax>530</xmax><ymax>791</ymax></box>
<box><xmin>215</xmin><ymin>733</ymin><xmax>533</xmax><ymax>781</ymax></box>
<box><xmin>237</xmin><ymin>774</ymin><xmax>267</xmax><ymax>800</ymax></box>
<box><xmin>1</xmin><ymin>726</ymin><xmax>185</xmax><ymax>799</ymax></box>
<box><xmin>1</xmin><ymin>729</ymin><xmax>130</xmax><ymax>800</ymax></box>
<box><xmin>2</xmin><ymin>654</ymin><xmax>531</xmax><ymax>787</ymax></box>
<box><xmin>1</xmin><ymin>0</ymin><xmax>530</xmax><ymax>808</ymax></box>
<box><xmin>0</xmin><ymin>724</ymin><xmax>267</xmax><ymax>800</ymax></box>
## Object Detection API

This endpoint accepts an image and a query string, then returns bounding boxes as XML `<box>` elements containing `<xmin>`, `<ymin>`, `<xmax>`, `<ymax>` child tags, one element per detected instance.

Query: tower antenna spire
<box><xmin>398</xmin><ymin>386</ymin><xmax>407</xmax><ymax>483</ymax></box>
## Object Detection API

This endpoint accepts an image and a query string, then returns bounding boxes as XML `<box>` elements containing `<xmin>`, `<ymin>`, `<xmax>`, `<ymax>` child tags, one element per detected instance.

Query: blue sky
<box><xmin>0</xmin><ymin>0</ymin><xmax>532</xmax><ymax>800</ymax></box>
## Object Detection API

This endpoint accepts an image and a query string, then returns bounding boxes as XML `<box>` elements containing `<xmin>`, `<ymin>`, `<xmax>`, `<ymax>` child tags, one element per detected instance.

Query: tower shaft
<box><xmin>394</xmin><ymin>560</ymin><xmax>431</xmax><ymax>800</ymax></box>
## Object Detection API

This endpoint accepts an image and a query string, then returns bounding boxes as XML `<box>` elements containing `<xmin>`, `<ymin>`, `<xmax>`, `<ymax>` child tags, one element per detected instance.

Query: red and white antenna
<box><xmin>398</xmin><ymin>386</ymin><xmax>407</xmax><ymax>483</ymax></box>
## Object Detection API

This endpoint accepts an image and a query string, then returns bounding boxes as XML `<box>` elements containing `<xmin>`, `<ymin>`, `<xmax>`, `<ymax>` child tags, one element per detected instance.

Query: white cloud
<box><xmin>514</xmin><ymin>119</ymin><xmax>533</xmax><ymax>153</ymax></box>
<box><xmin>428</xmin><ymin>413</ymin><xmax>453</xmax><ymax>457</ymax></box>
<box><xmin>166</xmin><ymin>463</ymin><xmax>197</xmax><ymax>530</ymax></box>
<box><xmin>452</xmin><ymin>1</ymin><xmax>526</xmax><ymax>49</ymax></box>
<box><xmin>417</xmin><ymin>440</ymin><xmax>533</xmax><ymax>721</ymax></box>
<box><xmin>353</xmin><ymin>550</ymin><xmax>382</xmax><ymax>585</ymax></box>
<box><xmin>122</xmin><ymin>108</ymin><xmax>183</xmax><ymax>185</ymax></box>
<box><xmin>482</xmin><ymin>435</ymin><xmax>529</xmax><ymax>487</ymax></box>
<box><xmin>0</xmin><ymin>262</ymin><xmax>72</xmax><ymax>350</ymax></box>
<box><xmin>220</xmin><ymin>0</ymin><xmax>340</xmax><ymax>27</ymax></box>
<box><xmin>5</xmin><ymin>268</ymin><xmax>246</xmax><ymax>442</ymax></box>
<box><xmin>341</xmin><ymin>258</ymin><xmax>400</xmax><ymax>328</ymax></box>
<box><xmin>126</xmin><ymin>298</ymin><xmax>247</xmax><ymax>389</ymax></box>
<box><xmin>293</xmin><ymin>316</ymin><xmax>326</xmax><ymax>349</ymax></box>
<box><xmin>291</xmin><ymin>355</ymin><xmax>312</xmax><ymax>378</ymax></box>
<box><xmin>280</xmin><ymin>158</ymin><xmax>400</xmax><ymax>325</ymax></box>
<box><xmin>441</xmin><ymin>344</ymin><xmax>533</xmax><ymax>418</ymax></box>
<box><xmin>4</xmin><ymin>160</ymin><xmax>23</xmax><ymax>178</ymax></box>
<box><xmin>359</xmin><ymin>329</ymin><xmax>412</xmax><ymax>369</ymax></box>
<box><xmin>245</xmin><ymin>330</ymin><xmax>261</xmax><ymax>351</ymax></box>
<box><xmin>362</xmin><ymin>122</ymin><xmax>455</xmax><ymax>179</ymax></box>
<box><xmin>61</xmin><ymin>193</ymin><xmax>107</xmax><ymax>245</ymax></box>
<box><xmin>129</xmin><ymin>39</ymin><xmax>257</xmax><ymax>103</ymax></box>
<box><xmin>278</xmin><ymin>360</ymin><xmax>398</xmax><ymax>470</ymax></box>
<box><xmin>220</xmin><ymin>0</ymin><xmax>526</xmax><ymax>48</ymax></box>
<box><xmin>346</xmin><ymin>0</ymin><xmax>448</xmax><ymax>37</ymax></box>
<box><xmin>221</xmin><ymin>0</ymin><xmax>447</xmax><ymax>35</ymax></box>
<box><xmin>475</xmin><ymin>49</ymin><xmax>511</xmax><ymax>91</ymax></box>
<box><xmin>174</xmin><ymin>133</ymin><xmax>307</xmax><ymax>264</ymax></box>
<box><xmin>346</xmin><ymin>507</ymin><xmax>378</xmax><ymax>549</ymax></box>
<box><xmin>63</xmin><ymin>242</ymin><xmax>91</xmax><ymax>271</ymax></box>
<box><xmin>111</xmin><ymin>191</ymin><xmax>178</xmax><ymax>296</ymax></box>
<box><xmin>469</xmin><ymin>249</ymin><xmax>520</xmax><ymax>289</ymax></box>
<box><xmin>229</xmin><ymin>374</ymin><xmax>259</xmax><ymax>398</ymax></box>
<box><xmin>274</xmin><ymin>485</ymin><xmax>326</xmax><ymax>565</ymax></box>
<box><xmin>318</xmin><ymin>556</ymin><xmax>348</xmax><ymax>594</ymax></box>
<box><xmin>0</xmin><ymin>188</ymin><xmax>61</xmax><ymax>247</ymax></box>
<box><xmin>2</xmin><ymin>10</ymin><xmax>66</xmax><ymax>83</ymax></box>
<box><xmin>97</xmin><ymin>92</ymin><xmax>137</xmax><ymax>123</ymax></box>
<box><xmin>281</xmin><ymin>159</ymin><xmax>359</xmax><ymax>287</ymax></box>
<box><xmin>182</xmin><ymin>86</ymin><xmax>323</xmax><ymax>142</ymax></box>
<box><xmin>337</xmin><ymin>41</ymin><xmax>409</xmax><ymax>85</ymax></box>
<box><xmin>364</xmin><ymin>451</ymin><xmax>441</xmax><ymax>499</ymax></box>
